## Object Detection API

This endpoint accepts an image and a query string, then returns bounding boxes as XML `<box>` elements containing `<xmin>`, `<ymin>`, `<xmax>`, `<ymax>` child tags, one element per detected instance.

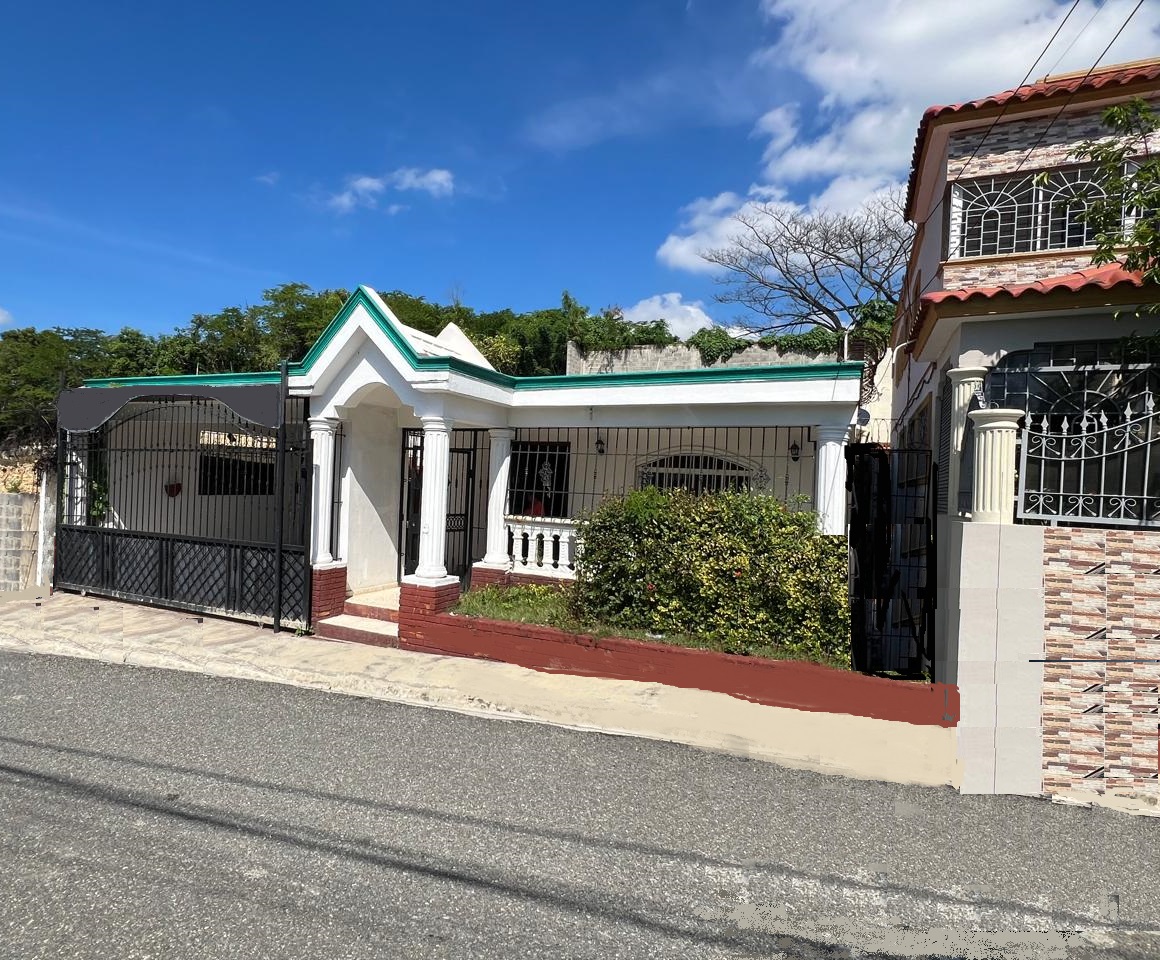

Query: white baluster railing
<box><xmin>506</xmin><ymin>516</ymin><xmax>580</xmax><ymax>579</ymax></box>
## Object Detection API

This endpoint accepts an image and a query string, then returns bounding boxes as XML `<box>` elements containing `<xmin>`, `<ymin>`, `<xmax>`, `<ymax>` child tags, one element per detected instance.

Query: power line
<box><xmin>892</xmin><ymin>0</ymin><xmax>1147</xmax><ymax>427</ymax></box>
<box><xmin>1043</xmin><ymin>0</ymin><xmax>1108</xmax><ymax>78</ymax></box>
<box><xmin>910</xmin><ymin>0</ymin><xmax>1085</xmax><ymax>239</ymax></box>
<box><xmin>1006</xmin><ymin>0</ymin><xmax>1146</xmax><ymax>179</ymax></box>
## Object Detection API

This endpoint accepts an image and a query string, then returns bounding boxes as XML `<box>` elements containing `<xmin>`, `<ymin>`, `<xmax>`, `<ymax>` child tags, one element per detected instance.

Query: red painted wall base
<box><xmin>469</xmin><ymin>566</ymin><xmax>569</xmax><ymax>590</ymax></box>
<box><xmin>395</xmin><ymin>609</ymin><xmax>959</xmax><ymax>728</ymax></box>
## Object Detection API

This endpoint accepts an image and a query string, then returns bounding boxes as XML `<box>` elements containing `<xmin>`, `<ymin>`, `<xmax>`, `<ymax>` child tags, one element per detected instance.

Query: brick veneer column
<box><xmin>310</xmin><ymin>565</ymin><xmax>348</xmax><ymax>624</ymax></box>
<box><xmin>399</xmin><ymin>581</ymin><xmax>461</xmax><ymax>617</ymax></box>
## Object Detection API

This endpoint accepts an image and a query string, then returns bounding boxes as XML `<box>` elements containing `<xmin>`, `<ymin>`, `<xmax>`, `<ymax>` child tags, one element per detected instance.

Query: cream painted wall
<box><xmin>343</xmin><ymin>405</ymin><xmax>401</xmax><ymax>593</ymax></box>
<box><xmin>944</xmin><ymin>521</ymin><xmax>1045</xmax><ymax>796</ymax></box>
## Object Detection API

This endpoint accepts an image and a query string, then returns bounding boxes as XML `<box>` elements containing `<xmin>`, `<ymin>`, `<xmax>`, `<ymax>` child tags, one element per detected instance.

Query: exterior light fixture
<box><xmin>595</xmin><ymin>434</ymin><xmax>606</xmax><ymax>456</ymax></box>
<box><xmin>789</xmin><ymin>442</ymin><xmax>800</xmax><ymax>462</ymax></box>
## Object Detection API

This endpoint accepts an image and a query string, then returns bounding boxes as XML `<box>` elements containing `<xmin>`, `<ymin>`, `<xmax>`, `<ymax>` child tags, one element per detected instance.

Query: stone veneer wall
<box><xmin>1042</xmin><ymin>528</ymin><xmax>1160</xmax><ymax>802</ymax></box>
<box><xmin>941</xmin><ymin>99</ymin><xmax>1160</xmax><ymax>289</ymax></box>
<box><xmin>942</xmin><ymin>252</ymin><xmax>1096</xmax><ymax>290</ymax></box>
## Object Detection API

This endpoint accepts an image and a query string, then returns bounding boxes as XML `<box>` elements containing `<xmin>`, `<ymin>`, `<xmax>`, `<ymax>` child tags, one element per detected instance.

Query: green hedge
<box><xmin>571</xmin><ymin>488</ymin><xmax>850</xmax><ymax>665</ymax></box>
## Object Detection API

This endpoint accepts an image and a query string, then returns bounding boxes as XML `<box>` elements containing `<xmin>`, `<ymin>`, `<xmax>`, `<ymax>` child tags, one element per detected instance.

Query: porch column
<box><xmin>414</xmin><ymin>414</ymin><xmax>455</xmax><ymax>582</ymax></box>
<box><xmin>308</xmin><ymin>417</ymin><xmax>339</xmax><ymax>565</ymax></box>
<box><xmin>814</xmin><ymin>424</ymin><xmax>849</xmax><ymax>536</ymax></box>
<box><xmin>966</xmin><ymin>408</ymin><xmax>1022</xmax><ymax>524</ymax></box>
<box><xmin>481</xmin><ymin>427</ymin><xmax>514</xmax><ymax>567</ymax></box>
<box><xmin>947</xmin><ymin>366</ymin><xmax>988</xmax><ymax>514</ymax></box>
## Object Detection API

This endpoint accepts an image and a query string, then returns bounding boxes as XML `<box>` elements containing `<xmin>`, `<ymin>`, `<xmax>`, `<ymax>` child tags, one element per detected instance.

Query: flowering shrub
<box><xmin>571</xmin><ymin>488</ymin><xmax>850</xmax><ymax>665</ymax></box>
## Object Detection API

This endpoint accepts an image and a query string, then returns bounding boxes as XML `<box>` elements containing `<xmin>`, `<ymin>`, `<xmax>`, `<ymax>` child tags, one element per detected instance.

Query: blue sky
<box><xmin>2</xmin><ymin>0</ymin><xmax>1157</xmax><ymax>340</ymax></box>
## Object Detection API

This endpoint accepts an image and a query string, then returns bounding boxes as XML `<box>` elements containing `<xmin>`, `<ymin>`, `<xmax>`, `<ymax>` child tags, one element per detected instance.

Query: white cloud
<box><xmin>389</xmin><ymin>167</ymin><xmax>455</xmax><ymax>197</ymax></box>
<box><xmin>623</xmin><ymin>292</ymin><xmax>716</xmax><ymax>338</ymax></box>
<box><xmin>255</xmin><ymin>171</ymin><xmax>279</xmax><ymax>186</ymax></box>
<box><xmin>326</xmin><ymin>168</ymin><xmax>454</xmax><ymax>213</ymax></box>
<box><xmin>0</xmin><ymin>307</ymin><xmax>12</xmax><ymax>326</ymax></box>
<box><xmin>660</xmin><ymin>0</ymin><xmax>1160</xmax><ymax>273</ymax></box>
<box><xmin>386</xmin><ymin>203</ymin><xmax>409</xmax><ymax>216</ymax></box>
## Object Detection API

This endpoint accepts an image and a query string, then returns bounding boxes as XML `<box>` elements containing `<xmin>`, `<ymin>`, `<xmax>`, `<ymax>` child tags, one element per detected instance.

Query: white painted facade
<box><xmin>291</xmin><ymin>287</ymin><xmax>862</xmax><ymax>595</ymax></box>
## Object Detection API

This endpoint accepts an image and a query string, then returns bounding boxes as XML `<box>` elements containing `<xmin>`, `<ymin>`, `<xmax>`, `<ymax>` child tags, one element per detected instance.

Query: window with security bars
<box><xmin>198</xmin><ymin>454</ymin><xmax>275</xmax><ymax>496</ymax></box>
<box><xmin>948</xmin><ymin>165</ymin><xmax>1114</xmax><ymax>259</ymax></box>
<box><xmin>508</xmin><ymin>442</ymin><xmax>570</xmax><ymax>518</ymax></box>
<box><xmin>985</xmin><ymin>338</ymin><xmax>1160</xmax><ymax>527</ymax></box>
<box><xmin>637</xmin><ymin>454</ymin><xmax>753</xmax><ymax>493</ymax></box>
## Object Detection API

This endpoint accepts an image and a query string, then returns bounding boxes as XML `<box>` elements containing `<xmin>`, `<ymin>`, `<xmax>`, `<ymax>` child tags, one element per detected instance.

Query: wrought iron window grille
<box><xmin>947</xmin><ymin>164</ymin><xmax>1121</xmax><ymax>260</ymax></box>
<box><xmin>983</xmin><ymin>339</ymin><xmax>1160</xmax><ymax>527</ymax></box>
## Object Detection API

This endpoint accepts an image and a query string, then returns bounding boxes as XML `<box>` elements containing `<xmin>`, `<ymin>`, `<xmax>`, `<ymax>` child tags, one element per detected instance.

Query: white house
<box><xmin>54</xmin><ymin>285</ymin><xmax>863</xmax><ymax>629</ymax></box>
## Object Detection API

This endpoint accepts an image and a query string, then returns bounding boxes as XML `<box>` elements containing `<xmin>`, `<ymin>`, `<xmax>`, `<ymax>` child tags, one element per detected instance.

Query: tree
<box><xmin>255</xmin><ymin>282</ymin><xmax>349</xmax><ymax>366</ymax></box>
<box><xmin>1073</xmin><ymin>97</ymin><xmax>1160</xmax><ymax>296</ymax></box>
<box><xmin>701</xmin><ymin>188</ymin><xmax>913</xmax><ymax>335</ymax></box>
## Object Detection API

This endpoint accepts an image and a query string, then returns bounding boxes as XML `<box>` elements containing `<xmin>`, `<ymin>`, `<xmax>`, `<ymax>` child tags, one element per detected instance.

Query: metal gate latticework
<box><xmin>846</xmin><ymin>445</ymin><xmax>936</xmax><ymax>677</ymax></box>
<box><xmin>54</xmin><ymin>392</ymin><xmax>311</xmax><ymax>628</ymax></box>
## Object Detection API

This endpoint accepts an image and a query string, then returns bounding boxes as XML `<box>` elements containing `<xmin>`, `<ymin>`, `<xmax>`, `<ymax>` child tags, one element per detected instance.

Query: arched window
<box><xmin>1045</xmin><ymin>169</ymin><xmax>1104</xmax><ymax>250</ymax></box>
<box><xmin>637</xmin><ymin>453</ymin><xmax>756</xmax><ymax>494</ymax></box>
<box><xmin>957</xmin><ymin>174</ymin><xmax>1037</xmax><ymax>257</ymax></box>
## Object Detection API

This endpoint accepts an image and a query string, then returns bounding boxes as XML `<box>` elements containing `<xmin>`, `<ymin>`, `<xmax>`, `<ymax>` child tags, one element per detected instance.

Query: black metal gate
<box><xmin>53</xmin><ymin>388</ymin><xmax>311</xmax><ymax>629</ymax></box>
<box><xmin>398</xmin><ymin>428</ymin><xmax>489</xmax><ymax>583</ymax></box>
<box><xmin>846</xmin><ymin>444</ymin><xmax>936</xmax><ymax>677</ymax></box>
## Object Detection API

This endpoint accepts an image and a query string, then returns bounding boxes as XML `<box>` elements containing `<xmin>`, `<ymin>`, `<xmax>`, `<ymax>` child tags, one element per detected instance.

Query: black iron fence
<box><xmin>507</xmin><ymin>426</ymin><xmax>815</xmax><ymax>519</ymax></box>
<box><xmin>54</xmin><ymin>390</ymin><xmax>311</xmax><ymax>627</ymax></box>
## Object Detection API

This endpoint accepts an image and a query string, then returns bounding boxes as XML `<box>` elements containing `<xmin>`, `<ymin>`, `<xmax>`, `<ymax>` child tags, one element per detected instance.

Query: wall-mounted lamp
<box><xmin>595</xmin><ymin>434</ymin><xmax>606</xmax><ymax>456</ymax></box>
<box><xmin>789</xmin><ymin>442</ymin><xmax>800</xmax><ymax>462</ymax></box>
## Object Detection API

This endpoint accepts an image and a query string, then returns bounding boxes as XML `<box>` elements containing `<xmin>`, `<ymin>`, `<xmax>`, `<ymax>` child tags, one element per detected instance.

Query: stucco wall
<box><xmin>944</xmin><ymin>520</ymin><xmax>1045</xmax><ymax>795</ymax></box>
<box><xmin>343</xmin><ymin>405</ymin><xmax>401</xmax><ymax>593</ymax></box>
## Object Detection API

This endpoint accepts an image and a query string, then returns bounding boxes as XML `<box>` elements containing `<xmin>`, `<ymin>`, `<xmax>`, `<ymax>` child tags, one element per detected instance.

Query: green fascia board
<box><xmin>83</xmin><ymin>370</ymin><xmax>284</xmax><ymax>389</ymax></box>
<box><xmin>83</xmin><ymin>286</ymin><xmax>864</xmax><ymax>391</ymax></box>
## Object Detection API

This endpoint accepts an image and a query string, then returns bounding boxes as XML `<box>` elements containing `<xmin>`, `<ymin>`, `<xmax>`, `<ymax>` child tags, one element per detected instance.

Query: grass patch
<box><xmin>451</xmin><ymin>584</ymin><xmax>851</xmax><ymax>671</ymax></box>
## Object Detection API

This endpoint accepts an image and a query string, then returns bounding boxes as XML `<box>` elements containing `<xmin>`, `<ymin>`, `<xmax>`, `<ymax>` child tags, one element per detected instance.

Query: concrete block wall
<box><xmin>0</xmin><ymin>492</ymin><xmax>38</xmax><ymax>591</ymax></box>
<box><xmin>565</xmin><ymin>341</ymin><xmax>837</xmax><ymax>375</ymax></box>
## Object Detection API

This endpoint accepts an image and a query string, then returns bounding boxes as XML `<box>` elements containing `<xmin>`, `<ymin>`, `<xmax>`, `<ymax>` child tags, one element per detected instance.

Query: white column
<box><xmin>967</xmin><ymin>408</ymin><xmax>1022</xmax><ymax>524</ymax></box>
<box><xmin>308</xmin><ymin>417</ymin><xmax>339</xmax><ymax>565</ymax></box>
<box><xmin>814</xmin><ymin>424</ymin><xmax>849</xmax><ymax>536</ymax></box>
<box><xmin>35</xmin><ymin>467</ymin><xmax>47</xmax><ymax>587</ymax></box>
<box><xmin>947</xmin><ymin>366</ymin><xmax>988</xmax><ymax>515</ymax></box>
<box><xmin>480</xmin><ymin>427</ymin><xmax>514</xmax><ymax>567</ymax></box>
<box><xmin>414</xmin><ymin>415</ymin><xmax>454</xmax><ymax>582</ymax></box>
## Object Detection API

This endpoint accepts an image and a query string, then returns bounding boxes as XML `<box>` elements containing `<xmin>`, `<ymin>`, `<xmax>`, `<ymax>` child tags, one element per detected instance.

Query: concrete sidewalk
<box><xmin>0</xmin><ymin>589</ymin><xmax>959</xmax><ymax>788</ymax></box>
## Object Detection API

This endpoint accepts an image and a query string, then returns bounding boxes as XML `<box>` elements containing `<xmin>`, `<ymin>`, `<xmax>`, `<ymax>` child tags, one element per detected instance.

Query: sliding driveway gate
<box><xmin>54</xmin><ymin>381</ymin><xmax>311</xmax><ymax>629</ymax></box>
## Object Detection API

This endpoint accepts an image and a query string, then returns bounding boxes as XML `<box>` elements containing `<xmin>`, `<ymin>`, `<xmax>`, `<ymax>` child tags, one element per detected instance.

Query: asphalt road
<box><xmin>0</xmin><ymin>650</ymin><xmax>1157</xmax><ymax>960</ymax></box>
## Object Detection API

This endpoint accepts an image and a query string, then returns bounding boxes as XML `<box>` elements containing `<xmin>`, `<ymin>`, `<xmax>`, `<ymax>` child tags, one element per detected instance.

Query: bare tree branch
<box><xmin>702</xmin><ymin>188</ymin><xmax>913</xmax><ymax>334</ymax></box>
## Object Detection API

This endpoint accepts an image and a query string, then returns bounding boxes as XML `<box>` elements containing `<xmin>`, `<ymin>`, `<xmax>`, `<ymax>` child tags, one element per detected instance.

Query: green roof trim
<box><xmin>83</xmin><ymin>370</ymin><xmax>284</xmax><ymax>389</ymax></box>
<box><xmin>82</xmin><ymin>286</ymin><xmax>864</xmax><ymax>391</ymax></box>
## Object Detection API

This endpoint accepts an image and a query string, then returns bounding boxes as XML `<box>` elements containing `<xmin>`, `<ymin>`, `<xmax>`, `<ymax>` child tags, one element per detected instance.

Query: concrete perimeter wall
<box><xmin>0</xmin><ymin>492</ymin><xmax>38</xmax><ymax>591</ymax></box>
<box><xmin>565</xmin><ymin>341</ymin><xmax>837</xmax><ymax>375</ymax></box>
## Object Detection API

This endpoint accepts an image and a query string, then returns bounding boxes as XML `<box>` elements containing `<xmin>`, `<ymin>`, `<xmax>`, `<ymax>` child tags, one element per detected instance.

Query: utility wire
<box><xmin>892</xmin><ymin>0</ymin><xmax>1146</xmax><ymax>427</ymax></box>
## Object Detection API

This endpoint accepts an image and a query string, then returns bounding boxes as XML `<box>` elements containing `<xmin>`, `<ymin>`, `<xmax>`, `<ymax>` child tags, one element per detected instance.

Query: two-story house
<box><xmin>892</xmin><ymin>59</ymin><xmax>1160</xmax><ymax>805</ymax></box>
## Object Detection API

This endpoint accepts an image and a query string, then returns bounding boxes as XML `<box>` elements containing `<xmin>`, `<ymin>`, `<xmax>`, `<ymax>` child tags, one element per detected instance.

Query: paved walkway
<box><xmin>4</xmin><ymin>588</ymin><xmax>956</xmax><ymax>788</ymax></box>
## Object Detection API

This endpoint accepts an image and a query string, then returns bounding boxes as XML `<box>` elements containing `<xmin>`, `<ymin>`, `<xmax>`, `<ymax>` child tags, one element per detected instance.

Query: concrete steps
<box><xmin>343</xmin><ymin>586</ymin><xmax>400</xmax><ymax>624</ymax></box>
<box><xmin>315</xmin><ymin>613</ymin><xmax>399</xmax><ymax>647</ymax></box>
